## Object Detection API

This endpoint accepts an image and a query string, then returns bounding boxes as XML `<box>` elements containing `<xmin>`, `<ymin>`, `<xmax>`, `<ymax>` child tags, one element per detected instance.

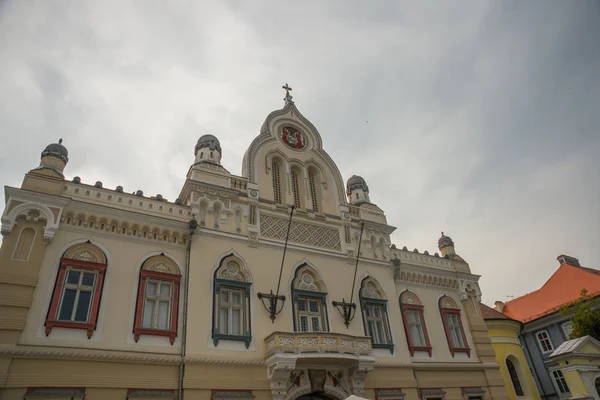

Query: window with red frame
<box><xmin>399</xmin><ymin>291</ymin><xmax>432</xmax><ymax>356</ymax></box>
<box><xmin>439</xmin><ymin>296</ymin><xmax>470</xmax><ymax>357</ymax></box>
<box><xmin>133</xmin><ymin>255</ymin><xmax>181</xmax><ymax>344</ymax></box>
<box><xmin>45</xmin><ymin>242</ymin><xmax>107</xmax><ymax>339</ymax></box>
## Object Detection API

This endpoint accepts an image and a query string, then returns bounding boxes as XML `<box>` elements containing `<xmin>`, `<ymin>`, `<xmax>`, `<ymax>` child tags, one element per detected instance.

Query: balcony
<box><xmin>264</xmin><ymin>331</ymin><xmax>373</xmax><ymax>358</ymax></box>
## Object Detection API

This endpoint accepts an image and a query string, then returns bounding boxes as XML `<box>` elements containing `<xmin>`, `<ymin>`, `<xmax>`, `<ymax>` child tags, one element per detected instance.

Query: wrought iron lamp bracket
<box><xmin>332</xmin><ymin>299</ymin><xmax>357</xmax><ymax>328</ymax></box>
<box><xmin>258</xmin><ymin>290</ymin><xmax>286</xmax><ymax>323</ymax></box>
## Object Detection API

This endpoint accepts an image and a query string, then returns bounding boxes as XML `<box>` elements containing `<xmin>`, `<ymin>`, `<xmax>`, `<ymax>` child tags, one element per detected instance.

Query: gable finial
<box><xmin>282</xmin><ymin>83</ymin><xmax>294</xmax><ymax>105</ymax></box>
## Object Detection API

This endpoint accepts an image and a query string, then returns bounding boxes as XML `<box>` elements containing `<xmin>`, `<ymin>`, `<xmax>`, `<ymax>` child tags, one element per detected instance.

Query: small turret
<box><xmin>346</xmin><ymin>175</ymin><xmax>370</xmax><ymax>205</ymax></box>
<box><xmin>194</xmin><ymin>134</ymin><xmax>222</xmax><ymax>165</ymax></box>
<box><xmin>438</xmin><ymin>232</ymin><xmax>456</xmax><ymax>258</ymax></box>
<box><xmin>40</xmin><ymin>139</ymin><xmax>69</xmax><ymax>175</ymax></box>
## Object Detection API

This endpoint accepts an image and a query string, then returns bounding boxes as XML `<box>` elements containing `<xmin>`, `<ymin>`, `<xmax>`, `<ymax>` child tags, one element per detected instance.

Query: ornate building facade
<box><xmin>0</xmin><ymin>89</ymin><xmax>508</xmax><ymax>400</ymax></box>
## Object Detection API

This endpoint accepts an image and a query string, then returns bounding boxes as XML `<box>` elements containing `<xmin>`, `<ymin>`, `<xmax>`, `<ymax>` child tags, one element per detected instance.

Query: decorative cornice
<box><xmin>363</xmin><ymin>220</ymin><xmax>396</xmax><ymax>235</ymax></box>
<box><xmin>184</xmin><ymin>356</ymin><xmax>265</xmax><ymax>366</ymax></box>
<box><xmin>0</xmin><ymin>345</ymin><xmax>180</xmax><ymax>365</ymax></box>
<box><xmin>374</xmin><ymin>362</ymin><xmax>500</xmax><ymax>370</ymax></box>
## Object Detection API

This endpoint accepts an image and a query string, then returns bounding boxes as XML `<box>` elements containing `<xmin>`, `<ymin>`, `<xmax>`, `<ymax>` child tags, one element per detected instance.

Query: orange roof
<box><xmin>500</xmin><ymin>263</ymin><xmax>600</xmax><ymax>323</ymax></box>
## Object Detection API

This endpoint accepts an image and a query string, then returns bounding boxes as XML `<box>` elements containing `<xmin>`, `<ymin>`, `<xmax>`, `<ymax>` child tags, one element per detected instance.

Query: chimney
<box><xmin>494</xmin><ymin>301</ymin><xmax>505</xmax><ymax>313</ymax></box>
<box><xmin>557</xmin><ymin>254</ymin><xmax>580</xmax><ymax>267</ymax></box>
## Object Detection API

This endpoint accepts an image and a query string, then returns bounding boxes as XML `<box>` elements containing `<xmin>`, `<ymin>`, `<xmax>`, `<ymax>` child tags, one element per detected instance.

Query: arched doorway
<box><xmin>296</xmin><ymin>394</ymin><xmax>339</xmax><ymax>400</ymax></box>
<box><xmin>594</xmin><ymin>376</ymin><xmax>600</xmax><ymax>397</ymax></box>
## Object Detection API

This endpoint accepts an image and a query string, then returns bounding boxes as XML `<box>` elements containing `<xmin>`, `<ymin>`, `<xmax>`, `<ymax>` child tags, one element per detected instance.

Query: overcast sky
<box><xmin>1</xmin><ymin>1</ymin><xmax>599</xmax><ymax>305</ymax></box>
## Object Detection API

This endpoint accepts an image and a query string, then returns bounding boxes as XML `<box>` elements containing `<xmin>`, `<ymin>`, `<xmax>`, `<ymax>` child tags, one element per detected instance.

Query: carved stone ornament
<box><xmin>360</xmin><ymin>279</ymin><xmax>385</xmax><ymax>300</ymax></box>
<box><xmin>308</xmin><ymin>369</ymin><xmax>326</xmax><ymax>393</ymax></box>
<box><xmin>293</xmin><ymin>266</ymin><xmax>326</xmax><ymax>292</ymax></box>
<box><xmin>217</xmin><ymin>261</ymin><xmax>245</xmax><ymax>282</ymax></box>
<box><xmin>282</xmin><ymin>126</ymin><xmax>306</xmax><ymax>149</ymax></box>
<box><xmin>142</xmin><ymin>255</ymin><xmax>179</xmax><ymax>275</ymax></box>
<box><xmin>63</xmin><ymin>242</ymin><xmax>107</xmax><ymax>264</ymax></box>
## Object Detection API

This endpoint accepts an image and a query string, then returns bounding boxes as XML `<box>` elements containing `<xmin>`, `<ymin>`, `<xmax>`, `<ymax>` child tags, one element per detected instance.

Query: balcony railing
<box><xmin>264</xmin><ymin>331</ymin><xmax>372</xmax><ymax>357</ymax></box>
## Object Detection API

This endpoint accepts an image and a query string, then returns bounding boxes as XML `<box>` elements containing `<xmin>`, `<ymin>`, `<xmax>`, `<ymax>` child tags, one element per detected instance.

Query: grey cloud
<box><xmin>0</xmin><ymin>0</ymin><xmax>598</xmax><ymax>305</ymax></box>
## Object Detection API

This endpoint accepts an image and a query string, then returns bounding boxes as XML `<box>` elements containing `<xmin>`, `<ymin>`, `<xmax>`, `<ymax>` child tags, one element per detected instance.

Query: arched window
<box><xmin>359</xmin><ymin>277</ymin><xmax>393</xmax><ymax>353</ymax></box>
<box><xmin>439</xmin><ymin>296</ymin><xmax>470</xmax><ymax>357</ymax></box>
<box><xmin>291</xmin><ymin>167</ymin><xmax>302</xmax><ymax>209</ymax></box>
<box><xmin>308</xmin><ymin>168</ymin><xmax>319</xmax><ymax>213</ymax></box>
<box><xmin>506</xmin><ymin>358</ymin><xmax>524</xmax><ymax>396</ymax></box>
<box><xmin>399</xmin><ymin>291</ymin><xmax>431</xmax><ymax>356</ymax></box>
<box><xmin>133</xmin><ymin>255</ymin><xmax>181</xmax><ymax>344</ymax></box>
<box><xmin>272</xmin><ymin>159</ymin><xmax>283</xmax><ymax>204</ymax></box>
<box><xmin>292</xmin><ymin>264</ymin><xmax>328</xmax><ymax>332</ymax></box>
<box><xmin>212</xmin><ymin>254</ymin><xmax>252</xmax><ymax>348</ymax></box>
<box><xmin>45</xmin><ymin>242</ymin><xmax>108</xmax><ymax>338</ymax></box>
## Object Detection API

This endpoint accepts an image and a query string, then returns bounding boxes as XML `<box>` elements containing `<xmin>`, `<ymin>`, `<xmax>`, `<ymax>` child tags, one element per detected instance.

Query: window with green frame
<box><xmin>291</xmin><ymin>264</ymin><xmax>329</xmax><ymax>332</ymax></box>
<box><xmin>212</xmin><ymin>255</ymin><xmax>252</xmax><ymax>348</ymax></box>
<box><xmin>359</xmin><ymin>277</ymin><xmax>394</xmax><ymax>353</ymax></box>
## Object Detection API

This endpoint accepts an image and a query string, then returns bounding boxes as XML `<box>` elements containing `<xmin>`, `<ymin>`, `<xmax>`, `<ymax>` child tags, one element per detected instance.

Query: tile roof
<box><xmin>501</xmin><ymin>263</ymin><xmax>600</xmax><ymax>323</ymax></box>
<box><xmin>481</xmin><ymin>303</ymin><xmax>514</xmax><ymax>320</ymax></box>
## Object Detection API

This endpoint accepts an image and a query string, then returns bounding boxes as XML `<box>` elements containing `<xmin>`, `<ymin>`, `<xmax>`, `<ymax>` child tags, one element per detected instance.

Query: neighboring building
<box><xmin>545</xmin><ymin>336</ymin><xmax>600</xmax><ymax>400</ymax></box>
<box><xmin>481</xmin><ymin>304</ymin><xmax>540</xmax><ymax>400</ymax></box>
<box><xmin>495</xmin><ymin>256</ymin><xmax>600</xmax><ymax>400</ymax></box>
<box><xmin>0</xmin><ymin>89</ymin><xmax>508</xmax><ymax>400</ymax></box>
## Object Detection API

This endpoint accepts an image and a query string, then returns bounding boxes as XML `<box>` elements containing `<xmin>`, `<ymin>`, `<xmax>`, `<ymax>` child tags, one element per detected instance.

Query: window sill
<box><xmin>450</xmin><ymin>347</ymin><xmax>471</xmax><ymax>357</ymax></box>
<box><xmin>213</xmin><ymin>333</ymin><xmax>252</xmax><ymax>349</ymax></box>
<box><xmin>133</xmin><ymin>328</ymin><xmax>177</xmax><ymax>345</ymax></box>
<box><xmin>408</xmin><ymin>345</ymin><xmax>432</xmax><ymax>357</ymax></box>
<box><xmin>45</xmin><ymin>320</ymin><xmax>95</xmax><ymax>338</ymax></box>
<box><xmin>373</xmin><ymin>343</ymin><xmax>395</xmax><ymax>354</ymax></box>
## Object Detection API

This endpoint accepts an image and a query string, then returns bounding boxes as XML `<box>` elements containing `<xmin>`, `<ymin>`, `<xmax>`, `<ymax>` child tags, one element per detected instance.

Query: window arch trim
<box><xmin>291</xmin><ymin>263</ymin><xmax>329</xmax><ymax>333</ymax></box>
<box><xmin>45</xmin><ymin>254</ymin><xmax>107</xmax><ymax>338</ymax></box>
<box><xmin>212</xmin><ymin>254</ymin><xmax>252</xmax><ymax>348</ymax></box>
<box><xmin>439</xmin><ymin>296</ymin><xmax>470</xmax><ymax>357</ymax></box>
<box><xmin>359</xmin><ymin>277</ymin><xmax>393</xmax><ymax>353</ymax></box>
<box><xmin>399</xmin><ymin>290</ymin><xmax>432</xmax><ymax>356</ymax></box>
<box><xmin>133</xmin><ymin>255</ymin><xmax>181</xmax><ymax>345</ymax></box>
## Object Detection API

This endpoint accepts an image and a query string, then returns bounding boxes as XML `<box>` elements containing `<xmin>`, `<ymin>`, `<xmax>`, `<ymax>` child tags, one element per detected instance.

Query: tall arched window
<box><xmin>133</xmin><ymin>255</ymin><xmax>181</xmax><ymax>344</ymax></box>
<box><xmin>439</xmin><ymin>296</ymin><xmax>470</xmax><ymax>357</ymax></box>
<box><xmin>212</xmin><ymin>254</ymin><xmax>252</xmax><ymax>348</ymax></box>
<box><xmin>399</xmin><ymin>290</ymin><xmax>432</xmax><ymax>356</ymax></box>
<box><xmin>506</xmin><ymin>358</ymin><xmax>524</xmax><ymax>396</ymax></box>
<box><xmin>272</xmin><ymin>159</ymin><xmax>283</xmax><ymax>204</ymax></box>
<box><xmin>291</xmin><ymin>167</ymin><xmax>302</xmax><ymax>209</ymax></box>
<box><xmin>359</xmin><ymin>277</ymin><xmax>393</xmax><ymax>353</ymax></box>
<box><xmin>292</xmin><ymin>264</ymin><xmax>328</xmax><ymax>332</ymax></box>
<box><xmin>308</xmin><ymin>168</ymin><xmax>319</xmax><ymax>213</ymax></box>
<box><xmin>45</xmin><ymin>242</ymin><xmax>108</xmax><ymax>338</ymax></box>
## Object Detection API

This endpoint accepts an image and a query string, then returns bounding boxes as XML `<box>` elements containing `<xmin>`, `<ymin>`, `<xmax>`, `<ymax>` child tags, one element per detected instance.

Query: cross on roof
<box><xmin>282</xmin><ymin>83</ymin><xmax>294</xmax><ymax>104</ymax></box>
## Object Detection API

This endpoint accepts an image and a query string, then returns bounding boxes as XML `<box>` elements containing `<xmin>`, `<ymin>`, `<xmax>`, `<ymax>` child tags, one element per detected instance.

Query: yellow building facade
<box><xmin>0</xmin><ymin>91</ymin><xmax>508</xmax><ymax>400</ymax></box>
<box><xmin>481</xmin><ymin>305</ymin><xmax>540</xmax><ymax>400</ymax></box>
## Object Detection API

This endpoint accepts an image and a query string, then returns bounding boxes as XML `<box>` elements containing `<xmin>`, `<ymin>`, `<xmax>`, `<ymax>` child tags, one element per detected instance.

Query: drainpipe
<box><xmin>179</xmin><ymin>216</ymin><xmax>198</xmax><ymax>400</ymax></box>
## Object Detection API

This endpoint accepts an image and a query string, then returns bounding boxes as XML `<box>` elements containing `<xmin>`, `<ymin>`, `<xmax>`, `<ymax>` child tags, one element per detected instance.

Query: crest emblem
<box><xmin>282</xmin><ymin>127</ymin><xmax>305</xmax><ymax>149</ymax></box>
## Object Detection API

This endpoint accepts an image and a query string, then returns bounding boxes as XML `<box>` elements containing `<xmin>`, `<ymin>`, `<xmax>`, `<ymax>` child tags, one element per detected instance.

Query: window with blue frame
<box><xmin>212</xmin><ymin>255</ymin><xmax>252</xmax><ymax>348</ymax></box>
<box><xmin>291</xmin><ymin>264</ymin><xmax>329</xmax><ymax>332</ymax></box>
<box><xmin>359</xmin><ymin>277</ymin><xmax>393</xmax><ymax>353</ymax></box>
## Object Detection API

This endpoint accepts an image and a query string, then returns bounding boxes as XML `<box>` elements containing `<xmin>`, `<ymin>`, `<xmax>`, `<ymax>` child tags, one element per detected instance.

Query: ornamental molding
<box><xmin>183</xmin><ymin>181</ymin><xmax>240</xmax><ymax>204</ymax></box>
<box><xmin>395</xmin><ymin>269</ymin><xmax>460</xmax><ymax>290</ymax></box>
<box><xmin>363</xmin><ymin>221</ymin><xmax>396</xmax><ymax>235</ymax></box>
<box><xmin>195</xmin><ymin>161</ymin><xmax>231</xmax><ymax>174</ymax></box>
<box><xmin>1</xmin><ymin>188</ymin><xmax>69</xmax><ymax>242</ymax></box>
<box><xmin>374</xmin><ymin>362</ymin><xmax>500</xmax><ymax>370</ymax></box>
<box><xmin>0</xmin><ymin>345</ymin><xmax>180</xmax><ymax>365</ymax></box>
<box><xmin>60</xmin><ymin>209</ymin><xmax>189</xmax><ymax>246</ymax></box>
<box><xmin>260</xmin><ymin>213</ymin><xmax>342</xmax><ymax>251</ymax></box>
<box><xmin>185</xmin><ymin>356</ymin><xmax>265</xmax><ymax>366</ymax></box>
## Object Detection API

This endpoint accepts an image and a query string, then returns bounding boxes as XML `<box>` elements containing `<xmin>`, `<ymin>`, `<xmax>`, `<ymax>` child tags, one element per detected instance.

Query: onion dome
<box><xmin>194</xmin><ymin>134</ymin><xmax>221</xmax><ymax>156</ymax></box>
<box><xmin>438</xmin><ymin>232</ymin><xmax>455</xmax><ymax>250</ymax></box>
<box><xmin>346</xmin><ymin>175</ymin><xmax>369</xmax><ymax>195</ymax></box>
<box><xmin>41</xmin><ymin>138</ymin><xmax>68</xmax><ymax>164</ymax></box>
